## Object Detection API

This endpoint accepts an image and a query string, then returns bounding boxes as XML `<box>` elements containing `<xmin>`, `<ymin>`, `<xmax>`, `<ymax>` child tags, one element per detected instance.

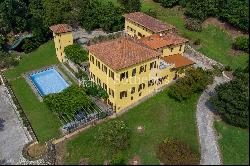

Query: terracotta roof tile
<box><xmin>141</xmin><ymin>33</ymin><xmax>188</xmax><ymax>50</ymax></box>
<box><xmin>162</xmin><ymin>54</ymin><xmax>194</xmax><ymax>68</ymax></box>
<box><xmin>87</xmin><ymin>37</ymin><xmax>159</xmax><ymax>71</ymax></box>
<box><xmin>124</xmin><ymin>12</ymin><xmax>175</xmax><ymax>33</ymax></box>
<box><xmin>49</xmin><ymin>24</ymin><xmax>72</xmax><ymax>34</ymax></box>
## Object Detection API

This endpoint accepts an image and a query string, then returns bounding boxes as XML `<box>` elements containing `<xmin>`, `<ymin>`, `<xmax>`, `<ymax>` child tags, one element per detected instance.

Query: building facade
<box><xmin>124</xmin><ymin>12</ymin><xmax>175</xmax><ymax>39</ymax></box>
<box><xmin>50</xmin><ymin>24</ymin><xmax>73</xmax><ymax>62</ymax></box>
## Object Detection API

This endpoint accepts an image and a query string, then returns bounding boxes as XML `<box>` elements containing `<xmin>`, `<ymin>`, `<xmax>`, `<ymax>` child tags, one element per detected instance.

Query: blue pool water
<box><xmin>29</xmin><ymin>68</ymin><xmax>69</xmax><ymax>96</ymax></box>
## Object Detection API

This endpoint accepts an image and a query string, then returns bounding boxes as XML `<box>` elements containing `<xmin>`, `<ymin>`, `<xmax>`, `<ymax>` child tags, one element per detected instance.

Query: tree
<box><xmin>76</xmin><ymin>0</ymin><xmax>124</xmax><ymax>32</ymax></box>
<box><xmin>95</xmin><ymin>120</ymin><xmax>131</xmax><ymax>156</ymax></box>
<box><xmin>0</xmin><ymin>34</ymin><xmax>5</xmax><ymax>52</ymax></box>
<box><xmin>219</xmin><ymin>0</ymin><xmax>249</xmax><ymax>32</ymax></box>
<box><xmin>41</xmin><ymin>0</ymin><xmax>72</xmax><ymax>27</ymax></box>
<box><xmin>143</xmin><ymin>8</ymin><xmax>157</xmax><ymax>18</ymax></box>
<box><xmin>185</xmin><ymin>0</ymin><xmax>219</xmax><ymax>21</ymax></box>
<box><xmin>118</xmin><ymin>0</ymin><xmax>141</xmax><ymax>13</ymax></box>
<box><xmin>0</xmin><ymin>0</ymin><xmax>29</xmax><ymax>33</ymax></box>
<box><xmin>160</xmin><ymin>0</ymin><xmax>179</xmax><ymax>8</ymax></box>
<box><xmin>64</xmin><ymin>44</ymin><xmax>88</xmax><ymax>64</ymax></box>
<box><xmin>84</xmin><ymin>80</ymin><xmax>109</xmax><ymax>100</ymax></box>
<box><xmin>210</xmin><ymin>69</ymin><xmax>249</xmax><ymax>128</ymax></box>
<box><xmin>44</xmin><ymin>85</ymin><xmax>92</xmax><ymax>115</ymax></box>
<box><xmin>0</xmin><ymin>52</ymin><xmax>19</xmax><ymax>69</ymax></box>
<box><xmin>168</xmin><ymin>68</ymin><xmax>213</xmax><ymax>101</ymax></box>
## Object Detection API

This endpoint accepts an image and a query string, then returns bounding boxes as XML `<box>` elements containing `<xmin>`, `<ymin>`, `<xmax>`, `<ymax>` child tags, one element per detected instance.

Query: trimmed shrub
<box><xmin>185</xmin><ymin>18</ymin><xmax>202</xmax><ymax>32</ymax></box>
<box><xmin>95</xmin><ymin>120</ymin><xmax>131</xmax><ymax>155</ymax></box>
<box><xmin>156</xmin><ymin>138</ymin><xmax>199</xmax><ymax>165</ymax></box>
<box><xmin>224</xmin><ymin>65</ymin><xmax>232</xmax><ymax>71</ymax></box>
<box><xmin>193</xmin><ymin>38</ymin><xmax>201</xmax><ymax>45</ymax></box>
<box><xmin>233</xmin><ymin>36</ymin><xmax>249</xmax><ymax>53</ymax></box>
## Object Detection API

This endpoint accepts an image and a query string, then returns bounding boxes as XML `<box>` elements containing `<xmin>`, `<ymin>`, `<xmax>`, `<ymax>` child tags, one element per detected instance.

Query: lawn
<box><xmin>215</xmin><ymin>120</ymin><xmax>249</xmax><ymax>165</ymax></box>
<box><xmin>141</xmin><ymin>0</ymin><xmax>248</xmax><ymax>70</ymax></box>
<box><xmin>64</xmin><ymin>91</ymin><xmax>200</xmax><ymax>164</ymax></box>
<box><xmin>4</xmin><ymin>41</ymin><xmax>62</xmax><ymax>142</ymax></box>
<box><xmin>4</xmin><ymin>40</ymin><xmax>59</xmax><ymax>80</ymax></box>
<box><xmin>10</xmin><ymin>78</ymin><xmax>61</xmax><ymax>143</ymax></box>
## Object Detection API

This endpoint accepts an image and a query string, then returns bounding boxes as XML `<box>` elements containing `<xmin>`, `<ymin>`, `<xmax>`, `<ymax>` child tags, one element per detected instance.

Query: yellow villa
<box><xmin>50</xmin><ymin>24</ymin><xmax>73</xmax><ymax>62</ymax></box>
<box><xmin>50</xmin><ymin>12</ymin><xmax>194</xmax><ymax>113</ymax></box>
<box><xmin>124</xmin><ymin>12</ymin><xmax>176</xmax><ymax>39</ymax></box>
<box><xmin>87</xmin><ymin>12</ymin><xmax>194</xmax><ymax>112</ymax></box>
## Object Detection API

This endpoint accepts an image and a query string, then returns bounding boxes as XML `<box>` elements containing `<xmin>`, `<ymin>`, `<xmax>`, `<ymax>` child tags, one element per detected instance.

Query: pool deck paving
<box><xmin>0</xmin><ymin>85</ymin><xmax>49</xmax><ymax>165</ymax></box>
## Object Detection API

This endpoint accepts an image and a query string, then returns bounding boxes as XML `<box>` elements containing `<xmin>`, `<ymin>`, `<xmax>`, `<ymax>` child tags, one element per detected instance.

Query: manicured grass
<box><xmin>215</xmin><ymin>120</ymin><xmax>249</xmax><ymax>165</ymax></box>
<box><xmin>10</xmin><ymin>78</ymin><xmax>61</xmax><ymax>143</ymax></box>
<box><xmin>3</xmin><ymin>41</ymin><xmax>62</xmax><ymax>142</ymax></box>
<box><xmin>4</xmin><ymin>41</ymin><xmax>59</xmax><ymax>80</ymax></box>
<box><xmin>64</xmin><ymin>91</ymin><xmax>200</xmax><ymax>164</ymax></box>
<box><xmin>140</xmin><ymin>0</ymin><xmax>249</xmax><ymax>69</ymax></box>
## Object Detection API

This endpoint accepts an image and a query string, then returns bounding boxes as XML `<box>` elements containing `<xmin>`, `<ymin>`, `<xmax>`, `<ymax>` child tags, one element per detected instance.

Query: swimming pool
<box><xmin>29</xmin><ymin>67</ymin><xmax>69</xmax><ymax>96</ymax></box>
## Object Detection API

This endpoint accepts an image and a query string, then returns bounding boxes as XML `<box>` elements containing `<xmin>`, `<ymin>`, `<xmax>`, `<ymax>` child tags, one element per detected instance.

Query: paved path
<box><xmin>196</xmin><ymin>76</ymin><xmax>230</xmax><ymax>165</ymax></box>
<box><xmin>0</xmin><ymin>85</ymin><xmax>49</xmax><ymax>165</ymax></box>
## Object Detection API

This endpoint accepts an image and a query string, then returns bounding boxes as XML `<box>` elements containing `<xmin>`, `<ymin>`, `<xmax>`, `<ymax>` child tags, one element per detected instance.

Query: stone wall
<box><xmin>184</xmin><ymin>45</ymin><xmax>224</xmax><ymax>70</ymax></box>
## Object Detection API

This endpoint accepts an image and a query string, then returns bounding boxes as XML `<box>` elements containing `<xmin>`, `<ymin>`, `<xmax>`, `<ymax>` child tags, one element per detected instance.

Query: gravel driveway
<box><xmin>0</xmin><ymin>85</ymin><xmax>48</xmax><ymax>165</ymax></box>
<box><xmin>196</xmin><ymin>76</ymin><xmax>230</xmax><ymax>165</ymax></box>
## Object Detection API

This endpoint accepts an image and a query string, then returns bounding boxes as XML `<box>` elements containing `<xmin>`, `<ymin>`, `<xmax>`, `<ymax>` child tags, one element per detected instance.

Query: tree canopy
<box><xmin>64</xmin><ymin>44</ymin><xmax>88</xmax><ymax>64</ymax></box>
<box><xmin>210</xmin><ymin>68</ymin><xmax>249</xmax><ymax>128</ymax></box>
<box><xmin>44</xmin><ymin>85</ymin><xmax>92</xmax><ymax>115</ymax></box>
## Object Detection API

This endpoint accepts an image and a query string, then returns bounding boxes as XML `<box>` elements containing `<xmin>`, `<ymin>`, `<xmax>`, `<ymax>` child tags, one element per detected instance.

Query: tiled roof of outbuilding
<box><xmin>49</xmin><ymin>24</ymin><xmax>72</xmax><ymax>34</ymax></box>
<box><xmin>124</xmin><ymin>12</ymin><xmax>175</xmax><ymax>33</ymax></box>
<box><xmin>140</xmin><ymin>33</ymin><xmax>188</xmax><ymax>50</ymax></box>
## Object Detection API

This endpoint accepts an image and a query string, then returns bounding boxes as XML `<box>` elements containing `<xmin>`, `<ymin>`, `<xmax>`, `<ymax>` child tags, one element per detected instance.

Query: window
<box><xmin>148</xmin><ymin>79</ymin><xmax>154</xmax><ymax>87</ymax></box>
<box><xmin>138</xmin><ymin>83</ymin><xmax>145</xmax><ymax>92</ymax></box>
<box><xmin>109</xmin><ymin>70</ymin><xmax>114</xmax><ymax>80</ymax></box>
<box><xmin>132</xmin><ymin>68</ymin><xmax>136</xmax><ymax>77</ymax></box>
<box><xmin>170</xmin><ymin>47</ymin><xmax>173</xmax><ymax>52</ymax></box>
<box><xmin>150</xmin><ymin>61</ymin><xmax>156</xmax><ymax>70</ymax></box>
<box><xmin>108</xmin><ymin>88</ymin><xmax>114</xmax><ymax>97</ymax></box>
<box><xmin>103</xmin><ymin>65</ymin><xmax>107</xmax><ymax>74</ymax></box>
<box><xmin>179</xmin><ymin>45</ymin><xmax>182</xmax><ymax>51</ymax></box>
<box><xmin>138</xmin><ymin>32</ymin><xmax>143</xmax><ymax>38</ymax></box>
<box><xmin>103</xmin><ymin>83</ymin><xmax>107</xmax><ymax>91</ymax></box>
<box><xmin>120</xmin><ymin>91</ymin><xmax>127</xmax><ymax>99</ymax></box>
<box><xmin>120</xmin><ymin>71</ymin><xmax>128</xmax><ymax>81</ymax></box>
<box><xmin>92</xmin><ymin>74</ymin><xmax>96</xmax><ymax>81</ymax></box>
<box><xmin>90</xmin><ymin>55</ymin><xmax>95</xmax><ymax>64</ymax></box>
<box><xmin>97</xmin><ymin>78</ymin><xmax>101</xmax><ymax>85</ymax></box>
<box><xmin>131</xmin><ymin>97</ymin><xmax>133</xmax><ymax>100</ymax></box>
<box><xmin>131</xmin><ymin>87</ymin><xmax>135</xmax><ymax>94</ymax></box>
<box><xmin>139</xmin><ymin>65</ymin><xmax>147</xmax><ymax>74</ymax></box>
<box><xmin>97</xmin><ymin>61</ymin><xmax>100</xmax><ymax>69</ymax></box>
